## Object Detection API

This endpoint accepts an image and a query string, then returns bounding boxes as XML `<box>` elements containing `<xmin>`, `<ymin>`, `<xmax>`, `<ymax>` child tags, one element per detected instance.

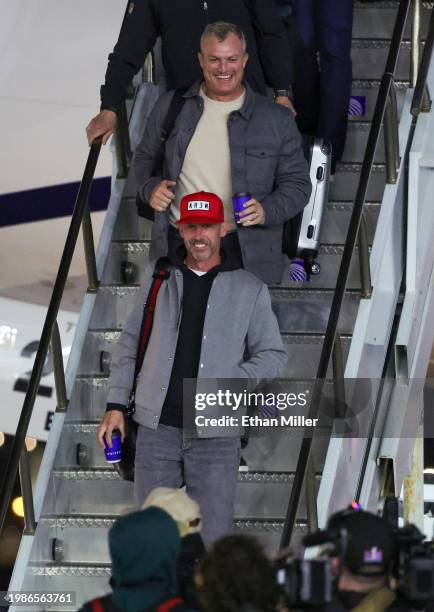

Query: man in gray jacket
<box><xmin>98</xmin><ymin>191</ymin><xmax>287</xmax><ymax>544</ymax></box>
<box><xmin>134</xmin><ymin>22</ymin><xmax>311</xmax><ymax>286</ymax></box>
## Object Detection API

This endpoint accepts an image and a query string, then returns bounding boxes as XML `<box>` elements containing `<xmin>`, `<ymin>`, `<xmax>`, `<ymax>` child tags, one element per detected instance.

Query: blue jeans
<box><xmin>134</xmin><ymin>424</ymin><xmax>240</xmax><ymax>546</ymax></box>
<box><xmin>294</xmin><ymin>0</ymin><xmax>353</xmax><ymax>164</ymax></box>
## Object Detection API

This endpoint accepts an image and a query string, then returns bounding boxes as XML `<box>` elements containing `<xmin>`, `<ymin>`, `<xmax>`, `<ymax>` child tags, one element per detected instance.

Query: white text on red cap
<box><xmin>187</xmin><ymin>201</ymin><xmax>210</xmax><ymax>211</ymax></box>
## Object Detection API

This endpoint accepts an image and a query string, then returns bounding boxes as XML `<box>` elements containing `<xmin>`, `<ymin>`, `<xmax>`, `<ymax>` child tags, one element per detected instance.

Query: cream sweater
<box><xmin>171</xmin><ymin>87</ymin><xmax>246</xmax><ymax>230</ymax></box>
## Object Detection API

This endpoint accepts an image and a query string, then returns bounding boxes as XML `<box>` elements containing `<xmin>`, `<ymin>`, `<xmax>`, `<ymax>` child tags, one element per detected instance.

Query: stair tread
<box><xmin>354</xmin><ymin>0</ymin><xmax>433</xmax><ymax>7</ymax></box>
<box><xmin>352</xmin><ymin>78</ymin><xmax>409</xmax><ymax>88</ymax></box>
<box><xmin>51</xmin><ymin>467</ymin><xmax>317</xmax><ymax>483</ymax></box>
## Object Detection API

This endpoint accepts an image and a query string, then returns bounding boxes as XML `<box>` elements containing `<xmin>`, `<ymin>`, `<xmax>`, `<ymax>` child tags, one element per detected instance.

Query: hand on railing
<box><xmin>86</xmin><ymin>109</ymin><xmax>117</xmax><ymax>145</ymax></box>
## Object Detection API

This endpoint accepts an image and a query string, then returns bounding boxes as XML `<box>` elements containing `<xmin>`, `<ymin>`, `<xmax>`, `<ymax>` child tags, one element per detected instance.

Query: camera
<box><xmin>275</xmin><ymin>555</ymin><xmax>334</xmax><ymax>609</ymax></box>
<box><xmin>393</xmin><ymin>524</ymin><xmax>434</xmax><ymax>607</ymax></box>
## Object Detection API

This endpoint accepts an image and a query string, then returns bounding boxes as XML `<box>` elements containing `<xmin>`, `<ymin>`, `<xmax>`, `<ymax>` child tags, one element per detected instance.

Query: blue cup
<box><xmin>103</xmin><ymin>429</ymin><xmax>122</xmax><ymax>463</ymax></box>
<box><xmin>232</xmin><ymin>192</ymin><xmax>251</xmax><ymax>224</ymax></box>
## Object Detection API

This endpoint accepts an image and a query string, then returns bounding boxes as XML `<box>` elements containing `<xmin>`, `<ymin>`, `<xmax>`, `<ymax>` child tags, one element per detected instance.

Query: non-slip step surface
<box><xmin>77</xmin><ymin>329</ymin><xmax>351</xmax><ymax>380</ymax></box>
<box><xmin>330</xmin><ymin>162</ymin><xmax>386</xmax><ymax>201</ymax></box>
<box><xmin>271</xmin><ymin>288</ymin><xmax>360</xmax><ymax>335</ymax></box>
<box><xmin>102</xmin><ymin>241</ymin><xmax>366</xmax><ymax>290</ymax></box>
<box><xmin>351</xmin><ymin>39</ymin><xmax>425</xmax><ymax>81</ymax></box>
<box><xmin>89</xmin><ymin>285</ymin><xmax>361</xmax><ymax>334</ymax></box>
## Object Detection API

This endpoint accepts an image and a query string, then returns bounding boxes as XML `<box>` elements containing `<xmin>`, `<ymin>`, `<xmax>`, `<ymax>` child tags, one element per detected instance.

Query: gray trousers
<box><xmin>134</xmin><ymin>424</ymin><xmax>240</xmax><ymax>546</ymax></box>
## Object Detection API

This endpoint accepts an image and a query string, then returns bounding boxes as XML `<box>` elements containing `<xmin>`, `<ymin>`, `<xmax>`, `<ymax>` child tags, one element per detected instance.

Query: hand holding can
<box><xmin>232</xmin><ymin>192</ymin><xmax>251</xmax><ymax>224</ymax></box>
<box><xmin>103</xmin><ymin>429</ymin><xmax>122</xmax><ymax>463</ymax></box>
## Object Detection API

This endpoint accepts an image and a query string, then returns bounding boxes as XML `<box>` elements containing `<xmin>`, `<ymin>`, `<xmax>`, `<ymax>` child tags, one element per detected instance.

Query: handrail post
<box><xmin>411</xmin><ymin>0</ymin><xmax>421</xmax><ymax>88</ymax></box>
<box><xmin>51</xmin><ymin>321</ymin><xmax>68</xmax><ymax>413</ymax></box>
<box><xmin>411</xmin><ymin>0</ymin><xmax>431</xmax><ymax>109</ymax></box>
<box><xmin>81</xmin><ymin>204</ymin><xmax>99</xmax><ymax>293</ymax></box>
<box><xmin>411</xmin><ymin>5</ymin><xmax>434</xmax><ymax>115</ymax></box>
<box><xmin>19</xmin><ymin>446</ymin><xmax>36</xmax><ymax>535</ymax></box>
<box><xmin>384</xmin><ymin>89</ymin><xmax>399</xmax><ymax>184</ymax></box>
<box><xmin>332</xmin><ymin>334</ymin><xmax>347</xmax><ymax>418</ymax></box>
<box><xmin>389</xmin><ymin>85</ymin><xmax>401</xmax><ymax>172</ymax></box>
<box><xmin>115</xmin><ymin>102</ymin><xmax>131</xmax><ymax>179</ymax></box>
<box><xmin>358</xmin><ymin>213</ymin><xmax>373</xmax><ymax>299</ymax></box>
<box><xmin>305</xmin><ymin>456</ymin><xmax>318</xmax><ymax>533</ymax></box>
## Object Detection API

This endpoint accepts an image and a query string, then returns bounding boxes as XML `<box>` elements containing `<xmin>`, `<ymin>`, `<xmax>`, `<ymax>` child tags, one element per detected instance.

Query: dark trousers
<box><xmin>293</xmin><ymin>0</ymin><xmax>353</xmax><ymax>166</ymax></box>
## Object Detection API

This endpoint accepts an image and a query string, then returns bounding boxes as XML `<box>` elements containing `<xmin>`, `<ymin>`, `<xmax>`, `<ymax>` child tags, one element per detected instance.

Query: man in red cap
<box><xmin>98</xmin><ymin>191</ymin><xmax>287</xmax><ymax>545</ymax></box>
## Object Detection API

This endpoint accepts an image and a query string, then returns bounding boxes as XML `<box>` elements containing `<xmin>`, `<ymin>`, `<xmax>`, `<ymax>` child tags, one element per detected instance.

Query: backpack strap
<box><xmin>157</xmin><ymin>597</ymin><xmax>185</xmax><ymax>612</ymax></box>
<box><xmin>160</xmin><ymin>88</ymin><xmax>189</xmax><ymax>144</ymax></box>
<box><xmin>134</xmin><ymin>256</ymin><xmax>171</xmax><ymax>377</ymax></box>
<box><xmin>91</xmin><ymin>598</ymin><xmax>105</xmax><ymax>612</ymax></box>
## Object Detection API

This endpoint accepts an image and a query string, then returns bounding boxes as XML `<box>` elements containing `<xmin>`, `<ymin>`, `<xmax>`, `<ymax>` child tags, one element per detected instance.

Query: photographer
<box><xmin>305</xmin><ymin>507</ymin><xmax>413</xmax><ymax>611</ymax></box>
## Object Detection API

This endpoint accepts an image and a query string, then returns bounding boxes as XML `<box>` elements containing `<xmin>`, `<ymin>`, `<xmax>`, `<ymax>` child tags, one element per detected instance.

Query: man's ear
<box><xmin>198</xmin><ymin>52</ymin><xmax>204</xmax><ymax>70</ymax></box>
<box><xmin>219</xmin><ymin>223</ymin><xmax>228</xmax><ymax>239</ymax></box>
<box><xmin>243</xmin><ymin>53</ymin><xmax>249</xmax><ymax>69</ymax></box>
<box><xmin>177</xmin><ymin>223</ymin><xmax>184</xmax><ymax>238</ymax></box>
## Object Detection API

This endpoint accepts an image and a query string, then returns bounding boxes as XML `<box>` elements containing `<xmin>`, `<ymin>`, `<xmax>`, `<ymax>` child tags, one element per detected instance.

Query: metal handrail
<box><xmin>354</xmin><ymin>1</ymin><xmax>434</xmax><ymax>505</ymax></box>
<box><xmin>280</xmin><ymin>0</ymin><xmax>413</xmax><ymax>548</ymax></box>
<box><xmin>115</xmin><ymin>101</ymin><xmax>132</xmax><ymax>179</ymax></box>
<box><xmin>411</xmin><ymin>5</ymin><xmax>434</xmax><ymax>115</ymax></box>
<box><xmin>0</xmin><ymin>140</ymin><xmax>102</xmax><ymax>533</ymax></box>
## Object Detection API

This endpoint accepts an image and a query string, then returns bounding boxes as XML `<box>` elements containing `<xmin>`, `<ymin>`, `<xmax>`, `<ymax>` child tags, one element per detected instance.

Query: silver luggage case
<box><xmin>283</xmin><ymin>137</ymin><xmax>332</xmax><ymax>276</ymax></box>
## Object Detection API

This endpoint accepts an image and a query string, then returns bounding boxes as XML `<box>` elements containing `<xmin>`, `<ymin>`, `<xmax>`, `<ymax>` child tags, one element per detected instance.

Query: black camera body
<box><xmin>276</xmin><ymin>557</ymin><xmax>333</xmax><ymax>609</ymax></box>
<box><xmin>394</xmin><ymin>524</ymin><xmax>434</xmax><ymax>606</ymax></box>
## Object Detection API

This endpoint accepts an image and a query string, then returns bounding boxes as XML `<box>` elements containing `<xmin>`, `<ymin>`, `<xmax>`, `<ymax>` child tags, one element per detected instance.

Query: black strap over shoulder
<box><xmin>133</xmin><ymin>256</ymin><xmax>171</xmax><ymax>380</ymax></box>
<box><xmin>136</xmin><ymin>87</ymin><xmax>189</xmax><ymax>220</ymax></box>
<box><xmin>161</xmin><ymin>87</ymin><xmax>189</xmax><ymax>143</ymax></box>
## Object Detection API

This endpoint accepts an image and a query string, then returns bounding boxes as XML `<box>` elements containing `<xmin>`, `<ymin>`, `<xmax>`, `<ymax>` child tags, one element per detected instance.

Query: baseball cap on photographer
<box><xmin>304</xmin><ymin>506</ymin><xmax>396</xmax><ymax>577</ymax></box>
<box><xmin>142</xmin><ymin>487</ymin><xmax>202</xmax><ymax>538</ymax></box>
<box><xmin>178</xmin><ymin>191</ymin><xmax>224</xmax><ymax>225</ymax></box>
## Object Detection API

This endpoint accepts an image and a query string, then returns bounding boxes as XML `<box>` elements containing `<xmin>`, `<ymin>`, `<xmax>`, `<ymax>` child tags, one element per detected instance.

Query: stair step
<box><xmin>114</xmin><ymin>198</ymin><xmax>380</xmax><ymax>246</ymax></box>
<box><xmin>112</xmin><ymin>199</ymin><xmax>153</xmax><ymax>241</ymax></box>
<box><xmin>104</xmin><ymin>240</ymin><xmax>366</xmax><ymax>289</ymax></box>
<box><xmin>323</xmin><ymin>201</ymin><xmax>379</xmax><ymax>244</ymax></box>
<box><xmin>353</xmin><ymin>2</ymin><xmax>432</xmax><ymax>39</ymax></box>
<box><xmin>270</xmin><ymin>288</ymin><xmax>360</xmax><ymax>334</ymax></box>
<box><xmin>344</xmin><ymin>122</ymin><xmax>385</xmax><ymax>164</ymax></box>
<box><xmin>352</xmin><ymin>39</ymin><xmax>424</xmax><ymax>81</ymax></box>
<box><xmin>78</xmin><ymin>328</ymin><xmax>352</xmax><ymax>380</ymax></box>
<box><xmin>330</xmin><ymin>162</ymin><xmax>386</xmax><ymax>201</ymax></box>
<box><xmin>57</xmin><ymin>421</ymin><xmax>329</xmax><ymax>474</ymax></box>
<box><xmin>89</xmin><ymin>285</ymin><xmax>361</xmax><ymax>333</ymax></box>
<box><xmin>350</xmin><ymin>79</ymin><xmax>407</xmax><ymax>122</ymax></box>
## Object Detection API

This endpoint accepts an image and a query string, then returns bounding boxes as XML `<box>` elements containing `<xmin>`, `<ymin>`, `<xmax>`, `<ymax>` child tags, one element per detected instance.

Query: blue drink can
<box><xmin>232</xmin><ymin>192</ymin><xmax>251</xmax><ymax>224</ymax></box>
<box><xmin>103</xmin><ymin>429</ymin><xmax>122</xmax><ymax>463</ymax></box>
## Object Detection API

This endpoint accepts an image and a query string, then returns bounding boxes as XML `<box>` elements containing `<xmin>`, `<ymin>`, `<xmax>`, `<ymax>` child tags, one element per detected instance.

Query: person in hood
<box><xmin>79</xmin><ymin>507</ymin><xmax>189</xmax><ymax>612</ymax></box>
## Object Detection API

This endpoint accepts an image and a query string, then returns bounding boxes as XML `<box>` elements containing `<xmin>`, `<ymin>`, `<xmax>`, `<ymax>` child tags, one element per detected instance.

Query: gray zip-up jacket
<box><xmin>107</xmin><ymin>261</ymin><xmax>287</xmax><ymax>436</ymax></box>
<box><xmin>133</xmin><ymin>82</ymin><xmax>311</xmax><ymax>285</ymax></box>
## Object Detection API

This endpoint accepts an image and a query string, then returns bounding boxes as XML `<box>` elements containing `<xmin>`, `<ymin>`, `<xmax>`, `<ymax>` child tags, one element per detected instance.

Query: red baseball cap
<box><xmin>178</xmin><ymin>191</ymin><xmax>224</xmax><ymax>224</ymax></box>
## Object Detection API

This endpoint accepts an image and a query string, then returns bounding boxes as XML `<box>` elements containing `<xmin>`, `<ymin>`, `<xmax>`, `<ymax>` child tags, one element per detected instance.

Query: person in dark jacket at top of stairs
<box><xmin>79</xmin><ymin>507</ymin><xmax>191</xmax><ymax>612</ymax></box>
<box><xmin>276</xmin><ymin>0</ymin><xmax>354</xmax><ymax>175</ymax></box>
<box><xmin>86</xmin><ymin>0</ymin><xmax>295</xmax><ymax>145</ymax></box>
